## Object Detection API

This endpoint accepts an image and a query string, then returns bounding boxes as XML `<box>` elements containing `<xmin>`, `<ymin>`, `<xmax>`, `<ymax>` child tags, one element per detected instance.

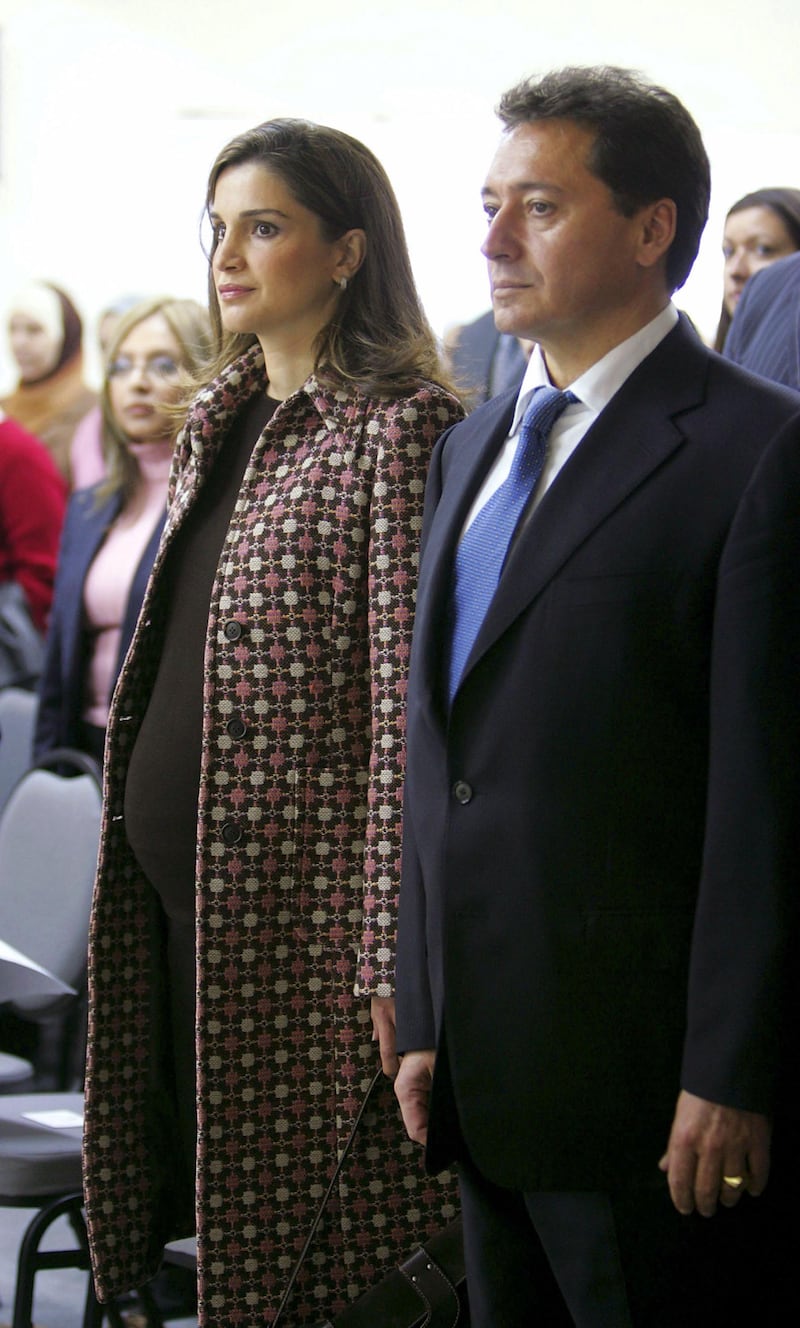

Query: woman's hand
<box><xmin>370</xmin><ymin>996</ymin><xmax>400</xmax><ymax>1078</ymax></box>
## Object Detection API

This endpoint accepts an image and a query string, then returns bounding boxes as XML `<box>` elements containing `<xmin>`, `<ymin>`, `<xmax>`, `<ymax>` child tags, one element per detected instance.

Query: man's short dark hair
<box><xmin>498</xmin><ymin>67</ymin><xmax>710</xmax><ymax>292</ymax></box>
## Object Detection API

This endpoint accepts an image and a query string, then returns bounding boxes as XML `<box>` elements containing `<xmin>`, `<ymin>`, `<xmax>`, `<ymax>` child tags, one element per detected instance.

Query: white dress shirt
<box><xmin>461</xmin><ymin>304</ymin><xmax>679</xmax><ymax>535</ymax></box>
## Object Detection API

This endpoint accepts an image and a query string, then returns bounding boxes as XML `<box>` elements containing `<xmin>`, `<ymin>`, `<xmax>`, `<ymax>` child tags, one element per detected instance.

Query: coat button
<box><xmin>452</xmin><ymin>780</ymin><xmax>473</xmax><ymax>805</ymax></box>
<box><xmin>226</xmin><ymin>717</ymin><xmax>247</xmax><ymax>739</ymax></box>
<box><xmin>221</xmin><ymin>822</ymin><xmax>243</xmax><ymax>846</ymax></box>
<box><xmin>224</xmin><ymin>620</ymin><xmax>243</xmax><ymax>641</ymax></box>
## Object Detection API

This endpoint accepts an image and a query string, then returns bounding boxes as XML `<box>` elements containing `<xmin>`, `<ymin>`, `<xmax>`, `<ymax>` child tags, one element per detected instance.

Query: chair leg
<box><xmin>12</xmin><ymin>1191</ymin><xmax>89</xmax><ymax>1328</ymax></box>
<box><xmin>132</xmin><ymin>1282</ymin><xmax>167</xmax><ymax>1328</ymax></box>
<box><xmin>81</xmin><ymin>1276</ymin><xmax>105</xmax><ymax>1328</ymax></box>
<box><xmin>7</xmin><ymin>1189</ymin><xmax>161</xmax><ymax>1328</ymax></box>
<box><xmin>81</xmin><ymin>1275</ymin><xmax>129</xmax><ymax>1328</ymax></box>
<box><xmin>64</xmin><ymin>1199</ymin><xmax>129</xmax><ymax>1328</ymax></box>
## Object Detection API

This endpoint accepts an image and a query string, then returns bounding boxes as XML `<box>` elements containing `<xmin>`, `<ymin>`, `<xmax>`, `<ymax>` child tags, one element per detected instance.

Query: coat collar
<box><xmin>414</xmin><ymin>316</ymin><xmax>712</xmax><ymax>704</ymax></box>
<box><xmin>167</xmin><ymin>346</ymin><xmax>372</xmax><ymax>521</ymax></box>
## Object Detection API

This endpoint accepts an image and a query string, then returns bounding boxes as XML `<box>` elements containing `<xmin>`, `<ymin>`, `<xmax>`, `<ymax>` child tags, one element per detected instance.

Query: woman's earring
<box><xmin>337</xmin><ymin>277</ymin><xmax>348</xmax><ymax>291</ymax></box>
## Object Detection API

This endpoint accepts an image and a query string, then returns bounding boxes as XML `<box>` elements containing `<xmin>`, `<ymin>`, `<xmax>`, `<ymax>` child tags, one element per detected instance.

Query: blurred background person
<box><xmin>713</xmin><ymin>187</ymin><xmax>800</xmax><ymax>350</ymax></box>
<box><xmin>0</xmin><ymin>409</ymin><xmax>66</xmax><ymax>688</ymax></box>
<box><xmin>1</xmin><ymin>282</ymin><xmax>97</xmax><ymax>484</ymax></box>
<box><xmin>69</xmin><ymin>294</ymin><xmax>145</xmax><ymax>491</ymax></box>
<box><xmin>446</xmin><ymin>307</ymin><xmax>530</xmax><ymax>407</ymax></box>
<box><xmin>724</xmin><ymin>250</ymin><xmax>800</xmax><ymax>391</ymax></box>
<box><xmin>83</xmin><ymin>117</ymin><xmax>462</xmax><ymax>1327</ymax></box>
<box><xmin>34</xmin><ymin>296</ymin><xmax>211</xmax><ymax>763</ymax></box>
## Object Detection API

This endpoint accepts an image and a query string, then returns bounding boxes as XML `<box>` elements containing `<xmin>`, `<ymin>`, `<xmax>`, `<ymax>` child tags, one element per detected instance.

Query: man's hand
<box><xmin>395</xmin><ymin>1049</ymin><xmax>436</xmax><ymax>1145</ymax></box>
<box><xmin>659</xmin><ymin>1089</ymin><xmax>771</xmax><ymax>1217</ymax></box>
<box><xmin>370</xmin><ymin>996</ymin><xmax>400</xmax><ymax>1078</ymax></box>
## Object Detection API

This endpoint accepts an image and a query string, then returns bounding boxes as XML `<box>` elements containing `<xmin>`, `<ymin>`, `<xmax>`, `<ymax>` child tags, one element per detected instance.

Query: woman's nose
<box><xmin>214</xmin><ymin>232</ymin><xmax>240</xmax><ymax>270</ymax></box>
<box><xmin>726</xmin><ymin>248</ymin><xmax>750</xmax><ymax>280</ymax></box>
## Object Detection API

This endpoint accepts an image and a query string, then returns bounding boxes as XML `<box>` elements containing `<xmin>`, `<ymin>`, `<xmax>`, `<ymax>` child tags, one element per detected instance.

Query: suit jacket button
<box><xmin>224</xmin><ymin>620</ymin><xmax>243</xmax><ymax>641</ymax></box>
<box><xmin>453</xmin><ymin>780</ymin><xmax>473</xmax><ymax>805</ymax></box>
<box><xmin>221</xmin><ymin>821</ymin><xmax>242</xmax><ymax>846</ymax></box>
<box><xmin>226</xmin><ymin>717</ymin><xmax>247</xmax><ymax>739</ymax></box>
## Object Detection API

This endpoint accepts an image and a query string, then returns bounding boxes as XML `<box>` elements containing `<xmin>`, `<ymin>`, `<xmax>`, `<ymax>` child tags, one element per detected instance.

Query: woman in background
<box><xmin>713</xmin><ymin>187</ymin><xmax>800</xmax><ymax>350</ymax></box>
<box><xmin>69</xmin><ymin>295</ymin><xmax>145</xmax><ymax>491</ymax></box>
<box><xmin>1</xmin><ymin>282</ymin><xmax>96</xmax><ymax>483</ymax></box>
<box><xmin>83</xmin><ymin>118</ymin><xmax>462</xmax><ymax>1326</ymax></box>
<box><xmin>34</xmin><ymin>297</ymin><xmax>211</xmax><ymax>763</ymax></box>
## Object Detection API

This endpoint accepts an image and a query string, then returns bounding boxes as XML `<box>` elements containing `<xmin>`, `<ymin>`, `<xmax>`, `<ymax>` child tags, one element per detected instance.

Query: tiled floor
<box><xmin>0</xmin><ymin>1205</ymin><xmax>197</xmax><ymax>1328</ymax></box>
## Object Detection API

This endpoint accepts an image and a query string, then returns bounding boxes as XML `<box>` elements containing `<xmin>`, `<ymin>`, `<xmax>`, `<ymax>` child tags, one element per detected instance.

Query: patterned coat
<box><xmin>83</xmin><ymin>346</ymin><xmax>463</xmax><ymax>1326</ymax></box>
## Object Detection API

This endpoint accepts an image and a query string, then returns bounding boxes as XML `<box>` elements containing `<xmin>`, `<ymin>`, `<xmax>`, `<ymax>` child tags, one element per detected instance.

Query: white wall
<box><xmin>1</xmin><ymin>0</ymin><xmax>799</xmax><ymax>387</ymax></box>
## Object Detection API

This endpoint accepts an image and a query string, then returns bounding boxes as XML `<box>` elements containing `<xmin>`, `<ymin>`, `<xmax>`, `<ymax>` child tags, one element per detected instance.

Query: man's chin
<box><xmin>491</xmin><ymin>296</ymin><xmax>535</xmax><ymax>340</ymax></box>
<box><xmin>492</xmin><ymin>313</ymin><xmax>534</xmax><ymax>341</ymax></box>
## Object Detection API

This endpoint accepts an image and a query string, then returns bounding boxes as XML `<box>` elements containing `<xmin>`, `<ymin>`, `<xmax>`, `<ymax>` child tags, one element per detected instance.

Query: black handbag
<box><xmin>274</xmin><ymin>1070</ymin><xmax>468</xmax><ymax>1328</ymax></box>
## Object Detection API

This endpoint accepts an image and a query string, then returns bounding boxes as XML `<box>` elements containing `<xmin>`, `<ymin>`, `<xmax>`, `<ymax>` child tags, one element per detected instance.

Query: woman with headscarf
<box><xmin>1</xmin><ymin>281</ymin><xmax>96</xmax><ymax>484</ymax></box>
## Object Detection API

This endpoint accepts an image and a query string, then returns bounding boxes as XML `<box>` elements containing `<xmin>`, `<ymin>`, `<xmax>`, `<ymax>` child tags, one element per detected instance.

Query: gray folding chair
<box><xmin>0</xmin><ymin>692</ymin><xmax>48</xmax><ymax>1091</ymax></box>
<box><xmin>0</xmin><ymin>1052</ymin><xmax>35</xmax><ymax>1094</ymax></box>
<box><xmin>0</xmin><ymin>748</ymin><xmax>102</xmax><ymax>1014</ymax></box>
<box><xmin>0</xmin><ymin>751</ymin><xmax>113</xmax><ymax>1326</ymax></box>
<box><xmin>0</xmin><ymin>1091</ymin><xmax>102</xmax><ymax>1327</ymax></box>
<box><xmin>0</xmin><ymin>755</ymin><xmax>173</xmax><ymax>1326</ymax></box>
<box><xmin>0</xmin><ymin>748</ymin><xmax>103</xmax><ymax>1091</ymax></box>
<box><xmin>0</xmin><ymin>688</ymin><xmax>37</xmax><ymax>818</ymax></box>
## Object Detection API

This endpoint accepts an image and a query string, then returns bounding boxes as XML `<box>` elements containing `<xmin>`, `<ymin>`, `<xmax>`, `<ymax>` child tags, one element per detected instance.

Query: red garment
<box><xmin>0</xmin><ymin>415</ymin><xmax>67</xmax><ymax>632</ymax></box>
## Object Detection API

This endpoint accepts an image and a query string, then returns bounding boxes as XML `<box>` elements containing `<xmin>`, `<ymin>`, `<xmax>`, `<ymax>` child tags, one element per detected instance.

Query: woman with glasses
<box><xmin>34</xmin><ymin>296</ymin><xmax>211</xmax><ymax>763</ymax></box>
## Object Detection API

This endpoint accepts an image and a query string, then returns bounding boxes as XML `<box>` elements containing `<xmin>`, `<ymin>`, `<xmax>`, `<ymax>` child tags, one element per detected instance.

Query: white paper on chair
<box><xmin>0</xmin><ymin>937</ymin><xmax>76</xmax><ymax>1002</ymax></box>
<box><xmin>22</xmin><ymin>1108</ymin><xmax>84</xmax><ymax>1128</ymax></box>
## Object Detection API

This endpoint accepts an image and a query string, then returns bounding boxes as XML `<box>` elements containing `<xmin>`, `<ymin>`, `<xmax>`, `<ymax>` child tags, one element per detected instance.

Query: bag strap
<box><xmin>272</xmin><ymin>1067</ymin><xmax>385</xmax><ymax>1327</ymax></box>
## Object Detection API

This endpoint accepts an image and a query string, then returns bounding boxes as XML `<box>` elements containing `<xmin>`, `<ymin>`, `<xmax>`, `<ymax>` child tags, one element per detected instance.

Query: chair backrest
<box><xmin>0</xmin><ymin>749</ymin><xmax>102</xmax><ymax>1014</ymax></box>
<box><xmin>0</xmin><ymin>688</ymin><xmax>38</xmax><ymax>817</ymax></box>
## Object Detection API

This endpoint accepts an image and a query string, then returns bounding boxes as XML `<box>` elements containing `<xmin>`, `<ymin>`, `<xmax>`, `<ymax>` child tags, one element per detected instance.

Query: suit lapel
<box><xmin>64</xmin><ymin>490</ymin><xmax>123</xmax><ymax>677</ymax></box>
<box><xmin>459</xmin><ymin>318</ymin><xmax>711</xmax><ymax>689</ymax></box>
<box><xmin>78</xmin><ymin>490</ymin><xmax>122</xmax><ymax>570</ymax></box>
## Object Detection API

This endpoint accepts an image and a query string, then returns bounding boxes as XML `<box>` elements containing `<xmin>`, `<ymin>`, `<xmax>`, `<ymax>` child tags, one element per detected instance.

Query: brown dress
<box><xmin>83</xmin><ymin>347</ymin><xmax>463</xmax><ymax>1325</ymax></box>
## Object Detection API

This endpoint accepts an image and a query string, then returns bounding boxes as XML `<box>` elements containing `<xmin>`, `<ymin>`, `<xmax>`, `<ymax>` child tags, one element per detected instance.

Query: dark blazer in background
<box><xmin>396</xmin><ymin>316</ymin><xmax>800</xmax><ymax>1195</ymax></box>
<box><xmin>449</xmin><ymin>309</ymin><xmax>528</xmax><ymax>406</ymax></box>
<box><xmin>34</xmin><ymin>485</ymin><xmax>165</xmax><ymax>758</ymax></box>
<box><xmin>724</xmin><ymin>251</ymin><xmax>800</xmax><ymax>391</ymax></box>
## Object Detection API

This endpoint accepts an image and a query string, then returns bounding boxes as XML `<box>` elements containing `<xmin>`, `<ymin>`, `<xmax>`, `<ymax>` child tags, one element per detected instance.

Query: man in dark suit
<box><xmin>394</xmin><ymin>67</ymin><xmax>800</xmax><ymax>1326</ymax></box>
<box><xmin>724</xmin><ymin>249</ymin><xmax>800</xmax><ymax>390</ymax></box>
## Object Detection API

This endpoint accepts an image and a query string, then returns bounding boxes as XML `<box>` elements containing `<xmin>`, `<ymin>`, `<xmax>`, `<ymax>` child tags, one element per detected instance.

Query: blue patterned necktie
<box><xmin>447</xmin><ymin>385</ymin><xmax>576</xmax><ymax>703</ymax></box>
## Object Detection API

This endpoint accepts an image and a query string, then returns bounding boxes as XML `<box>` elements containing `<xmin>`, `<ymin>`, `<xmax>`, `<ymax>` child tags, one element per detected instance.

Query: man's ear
<box><xmin>637</xmin><ymin>199</ymin><xmax>677</xmax><ymax>270</ymax></box>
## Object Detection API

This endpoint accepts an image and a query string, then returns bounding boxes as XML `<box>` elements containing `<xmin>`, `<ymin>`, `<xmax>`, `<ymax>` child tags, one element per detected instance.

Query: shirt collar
<box><xmin>510</xmin><ymin>303</ymin><xmax>679</xmax><ymax>434</ymax></box>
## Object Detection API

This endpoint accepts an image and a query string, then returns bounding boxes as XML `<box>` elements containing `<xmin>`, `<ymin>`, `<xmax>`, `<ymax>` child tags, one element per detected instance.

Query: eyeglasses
<box><xmin>107</xmin><ymin>354</ymin><xmax>179</xmax><ymax>380</ymax></box>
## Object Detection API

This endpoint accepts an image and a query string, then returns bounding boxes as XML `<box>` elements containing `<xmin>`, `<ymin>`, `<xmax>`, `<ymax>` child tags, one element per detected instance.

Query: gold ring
<box><xmin>722</xmin><ymin>1175</ymin><xmax>744</xmax><ymax>1189</ymax></box>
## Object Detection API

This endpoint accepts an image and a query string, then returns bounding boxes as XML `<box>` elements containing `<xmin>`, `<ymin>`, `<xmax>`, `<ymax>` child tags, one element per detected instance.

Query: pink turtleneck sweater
<box><xmin>81</xmin><ymin>439</ymin><xmax>172</xmax><ymax>727</ymax></box>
